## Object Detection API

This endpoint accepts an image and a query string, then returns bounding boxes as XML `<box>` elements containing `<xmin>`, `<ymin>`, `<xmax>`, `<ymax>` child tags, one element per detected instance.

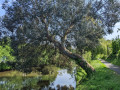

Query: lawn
<box><xmin>76</xmin><ymin>60</ymin><xmax>120</xmax><ymax>90</ymax></box>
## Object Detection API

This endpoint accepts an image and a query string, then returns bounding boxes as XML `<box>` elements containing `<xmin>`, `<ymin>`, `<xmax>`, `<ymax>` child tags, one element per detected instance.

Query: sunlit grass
<box><xmin>0</xmin><ymin>65</ymin><xmax>60</xmax><ymax>77</ymax></box>
<box><xmin>76</xmin><ymin>60</ymin><xmax>120</xmax><ymax>90</ymax></box>
<box><xmin>0</xmin><ymin>70</ymin><xmax>42</xmax><ymax>77</ymax></box>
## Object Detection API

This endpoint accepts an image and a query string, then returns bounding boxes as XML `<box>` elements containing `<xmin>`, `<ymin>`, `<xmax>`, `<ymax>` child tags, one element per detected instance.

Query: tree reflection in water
<box><xmin>0</xmin><ymin>68</ymin><xmax>76</xmax><ymax>90</ymax></box>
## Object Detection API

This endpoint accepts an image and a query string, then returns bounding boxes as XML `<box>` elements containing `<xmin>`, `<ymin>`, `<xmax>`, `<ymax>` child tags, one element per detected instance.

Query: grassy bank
<box><xmin>76</xmin><ymin>60</ymin><xmax>120</xmax><ymax>90</ymax></box>
<box><xmin>0</xmin><ymin>65</ymin><xmax>60</xmax><ymax>77</ymax></box>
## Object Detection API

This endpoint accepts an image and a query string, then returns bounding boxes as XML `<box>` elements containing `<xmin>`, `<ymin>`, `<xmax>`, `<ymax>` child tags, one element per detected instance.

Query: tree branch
<box><xmin>62</xmin><ymin>24</ymin><xmax>74</xmax><ymax>44</ymax></box>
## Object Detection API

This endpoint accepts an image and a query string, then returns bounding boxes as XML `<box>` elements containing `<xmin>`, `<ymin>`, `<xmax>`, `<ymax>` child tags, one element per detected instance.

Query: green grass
<box><xmin>0</xmin><ymin>65</ymin><xmax>60</xmax><ymax>77</ymax></box>
<box><xmin>76</xmin><ymin>60</ymin><xmax>120</xmax><ymax>90</ymax></box>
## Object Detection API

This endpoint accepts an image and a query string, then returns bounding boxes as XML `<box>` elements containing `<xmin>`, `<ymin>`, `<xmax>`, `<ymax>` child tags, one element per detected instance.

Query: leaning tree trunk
<box><xmin>48</xmin><ymin>37</ymin><xmax>95</xmax><ymax>75</ymax></box>
<box><xmin>44</xmin><ymin>23</ymin><xmax>95</xmax><ymax>75</ymax></box>
<box><xmin>57</xmin><ymin>44</ymin><xmax>95</xmax><ymax>76</ymax></box>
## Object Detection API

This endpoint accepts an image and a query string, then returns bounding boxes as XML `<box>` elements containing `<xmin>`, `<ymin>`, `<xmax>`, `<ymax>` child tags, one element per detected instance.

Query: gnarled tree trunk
<box><xmin>48</xmin><ymin>36</ymin><xmax>95</xmax><ymax>76</ymax></box>
<box><xmin>43</xmin><ymin>19</ymin><xmax>95</xmax><ymax>76</ymax></box>
<box><xmin>58</xmin><ymin>44</ymin><xmax>95</xmax><ymax>75</ymax></box>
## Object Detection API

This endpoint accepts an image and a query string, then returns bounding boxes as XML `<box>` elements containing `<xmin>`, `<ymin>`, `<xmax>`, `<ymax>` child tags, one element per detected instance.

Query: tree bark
<box><xmin>42</xmin><ymin>19</ymin><xmax>95</xmax><ymax>75</ymax></box>
<box><xmin>48</xmin><ymin>36</ymin><xmax>95</xmax><ymax>75</ymax></box>
<box><xmin>58</xmin><ymin>44</ymin><xmax>95</xmax><ymax>76</ymax></box>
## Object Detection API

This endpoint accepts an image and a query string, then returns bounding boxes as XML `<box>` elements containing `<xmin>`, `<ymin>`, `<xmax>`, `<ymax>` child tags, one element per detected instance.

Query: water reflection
<box><xmin>49</xmin><ymin>69</ymin><xmax>76</xmax><ymax>90</ymax></box>
<box><xmin>0</xmin><ymin>68</ymin><xmax>76</xmax><ymax>90</ymax></box>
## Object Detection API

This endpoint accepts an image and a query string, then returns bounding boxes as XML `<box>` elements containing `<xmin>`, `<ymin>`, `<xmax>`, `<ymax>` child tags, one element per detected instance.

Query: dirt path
<box><xmin>100</xmin><ymin>59</ymin><xmax>120</xmax><ymax>74</ymax></box>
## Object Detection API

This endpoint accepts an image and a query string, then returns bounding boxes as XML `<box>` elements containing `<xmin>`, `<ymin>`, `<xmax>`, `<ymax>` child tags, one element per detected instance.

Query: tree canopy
<box><xmin>1</xmin><ymin>0</ymin><xmax>120</xmax><ymax>75</ymax></box>
<box><xmin>2</xmin><ymin>0</ymin><xmax>119</xmax><ymax>49</ymax></box>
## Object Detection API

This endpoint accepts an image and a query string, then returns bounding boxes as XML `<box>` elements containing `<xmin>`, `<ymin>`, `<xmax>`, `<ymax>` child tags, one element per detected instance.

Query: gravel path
<box><xmin>100</xmin><ymin>59</ymin><xmax>120</xmax><ymax>74</ymax></box>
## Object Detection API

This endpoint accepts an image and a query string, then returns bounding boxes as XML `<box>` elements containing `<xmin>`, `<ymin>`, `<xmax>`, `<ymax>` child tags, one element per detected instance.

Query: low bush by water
<box><xmin>0</xmin><ymin>62</ymin><xmax>12</xmax><ymax>71</ymax></box>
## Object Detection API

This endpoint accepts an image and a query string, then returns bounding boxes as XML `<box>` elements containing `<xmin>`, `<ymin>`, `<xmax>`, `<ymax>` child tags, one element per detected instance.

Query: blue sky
<box><xmin>104</xmin><ymin>22</ymin><xmax>120</xmax><ymax>40</ymax></box>
<box><xmin>0</xmin><ymin>0</ymin><xmax>120</xmax><ymax>40</ymax></box>
<box><xmin>0</xmin><ymin>0</ymin><xmax>5</xmax><ymax>16</ymax></box>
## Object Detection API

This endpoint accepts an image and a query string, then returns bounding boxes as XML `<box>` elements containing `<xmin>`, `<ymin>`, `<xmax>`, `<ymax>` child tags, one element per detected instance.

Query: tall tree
<box><xmin>2</xmin><ymin>0</ymin><xmax>120</xmax><ymax>75</ymax></box>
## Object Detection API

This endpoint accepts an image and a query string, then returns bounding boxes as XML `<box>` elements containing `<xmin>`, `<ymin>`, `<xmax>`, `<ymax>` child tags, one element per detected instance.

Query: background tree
<box><xmin>2</xmin><ymin>0</ymin><xmax>120</xmax><ymax>75</ymax></box>
<box><xmin>0</xmin><ymin>37</ymin><xmax>15</xmax><ymax>71</ymax></box>
<box><xmin>0</xmin><ymin>37</ymin><xmax>15</xmax><ymax>62</ymax></box>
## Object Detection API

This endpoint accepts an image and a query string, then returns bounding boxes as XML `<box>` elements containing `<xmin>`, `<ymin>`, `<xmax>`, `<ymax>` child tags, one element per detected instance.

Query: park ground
<box><xmin>76</xmin><ymin>60</ymin><xmax>120</xmax><ymax>90</ymax></box>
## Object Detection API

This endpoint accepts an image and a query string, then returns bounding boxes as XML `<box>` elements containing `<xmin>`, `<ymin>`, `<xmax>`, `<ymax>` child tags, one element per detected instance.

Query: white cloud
<box><xmin>104</xmin><ymin>22</ymin><xmax>120</xmax><ymax>40</ymax></box>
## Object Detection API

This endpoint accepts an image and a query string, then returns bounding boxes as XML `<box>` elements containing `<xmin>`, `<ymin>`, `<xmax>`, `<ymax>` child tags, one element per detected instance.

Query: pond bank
<box><xmin>0</xmin><ymin>66</ymin><xmax>76</xmax><ymax>90</ymax></box>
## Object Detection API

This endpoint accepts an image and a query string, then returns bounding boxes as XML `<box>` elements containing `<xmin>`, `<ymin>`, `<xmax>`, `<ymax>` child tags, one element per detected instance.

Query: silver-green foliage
<box><xmin>2</xmin><ymin>0</ymin><xmax>120</xmax><ymax>51</ymax></box>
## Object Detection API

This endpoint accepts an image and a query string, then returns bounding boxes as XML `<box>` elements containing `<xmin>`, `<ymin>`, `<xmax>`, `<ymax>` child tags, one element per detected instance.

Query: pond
<box><xmin>0</xmin><ymin>68</ymin><xmax>76</xmax><ymax>90</ymax></box>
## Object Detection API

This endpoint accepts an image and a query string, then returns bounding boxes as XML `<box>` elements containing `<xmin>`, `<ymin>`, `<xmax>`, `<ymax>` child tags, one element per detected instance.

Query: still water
<box><xmin>0</xmin><ymin>69</ymin><xmax>76</xmax><ymax>90</ymax></box>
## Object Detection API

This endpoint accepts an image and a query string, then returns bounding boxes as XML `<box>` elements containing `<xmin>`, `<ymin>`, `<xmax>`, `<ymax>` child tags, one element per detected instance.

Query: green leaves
<box><xmin>112</xmin><ymin>38</ymin><xmax>120</xmax><ymax>54</ymax></box>
<box><xmin>90</xmin><ymin>38</ymin><xmax>112</xmax><ymax>60</ymax></box>
<box><xmin>0</xmin><ymin>37</ymin><xmax>15</xmax><ymax>62</ymax></box>
<box><xmin>2</xmin><ymin>0</ymin><xmax>120</xmax><ymax>51</ymax></box>
<box><xmin>76</xmin><ymin>66</ymin><xmax>87</xmax><ymax>84</ymax></box>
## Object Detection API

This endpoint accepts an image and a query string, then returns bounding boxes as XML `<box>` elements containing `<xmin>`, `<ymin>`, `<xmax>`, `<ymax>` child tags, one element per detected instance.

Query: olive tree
<box><xmin>2</xmin><ymin>0</ymin><xmax>120</xmax><ymax>75</ymax></box>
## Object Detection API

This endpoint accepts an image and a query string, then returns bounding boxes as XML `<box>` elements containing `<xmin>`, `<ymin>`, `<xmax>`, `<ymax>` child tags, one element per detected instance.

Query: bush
<box><xmin>0</xmin><ymin>62</ymin><xmax>12</xmax><ymax>71</ymax></box>
<box><xmin>101</xmin><ymin>55</ymin><xmax>108</xmax><ymax>59</ymax></box>
<box><xmin>117</xmin><ymin>50</ymin><xmax>120</xmax><ymax>58</ymax></box>
<box><xmin>83</xmin><ymin>51</ymin><xmax>92</xmax><ymax>61</ymax></box>
<box><xmin>105</xmin><ymin>38</ymin><xmax>120</xmax><ymax>66</ymax></box>
<box><xmin>75</xmin><ymin>66</ymin><xmax>87</xmax><ymax>84</ymax></box>
<box><xmin>42</xmin><ymin>65</ymin><xmax>59</xmax><ymax>75</ymax></box>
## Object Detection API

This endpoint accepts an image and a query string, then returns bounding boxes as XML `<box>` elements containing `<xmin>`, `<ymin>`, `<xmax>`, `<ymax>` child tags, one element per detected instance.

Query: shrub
<box><xmin>83</xmin><ymin>51</ymin><xmax>92</xmax><ymax>61</ymax></box>
<box><xmin>75</xmin><ymin>66</ymin><xmax>87</xmax><ymax>84</ymax></box>
<box><xmin>0</xmin><ymin>62</ymin><xmax>12</xmax><ymax>71</ymax></box>
<box><xmin>42</xmin><ymin>65</ymin><xmax>59</xmax><ymax>75</ymax></box>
